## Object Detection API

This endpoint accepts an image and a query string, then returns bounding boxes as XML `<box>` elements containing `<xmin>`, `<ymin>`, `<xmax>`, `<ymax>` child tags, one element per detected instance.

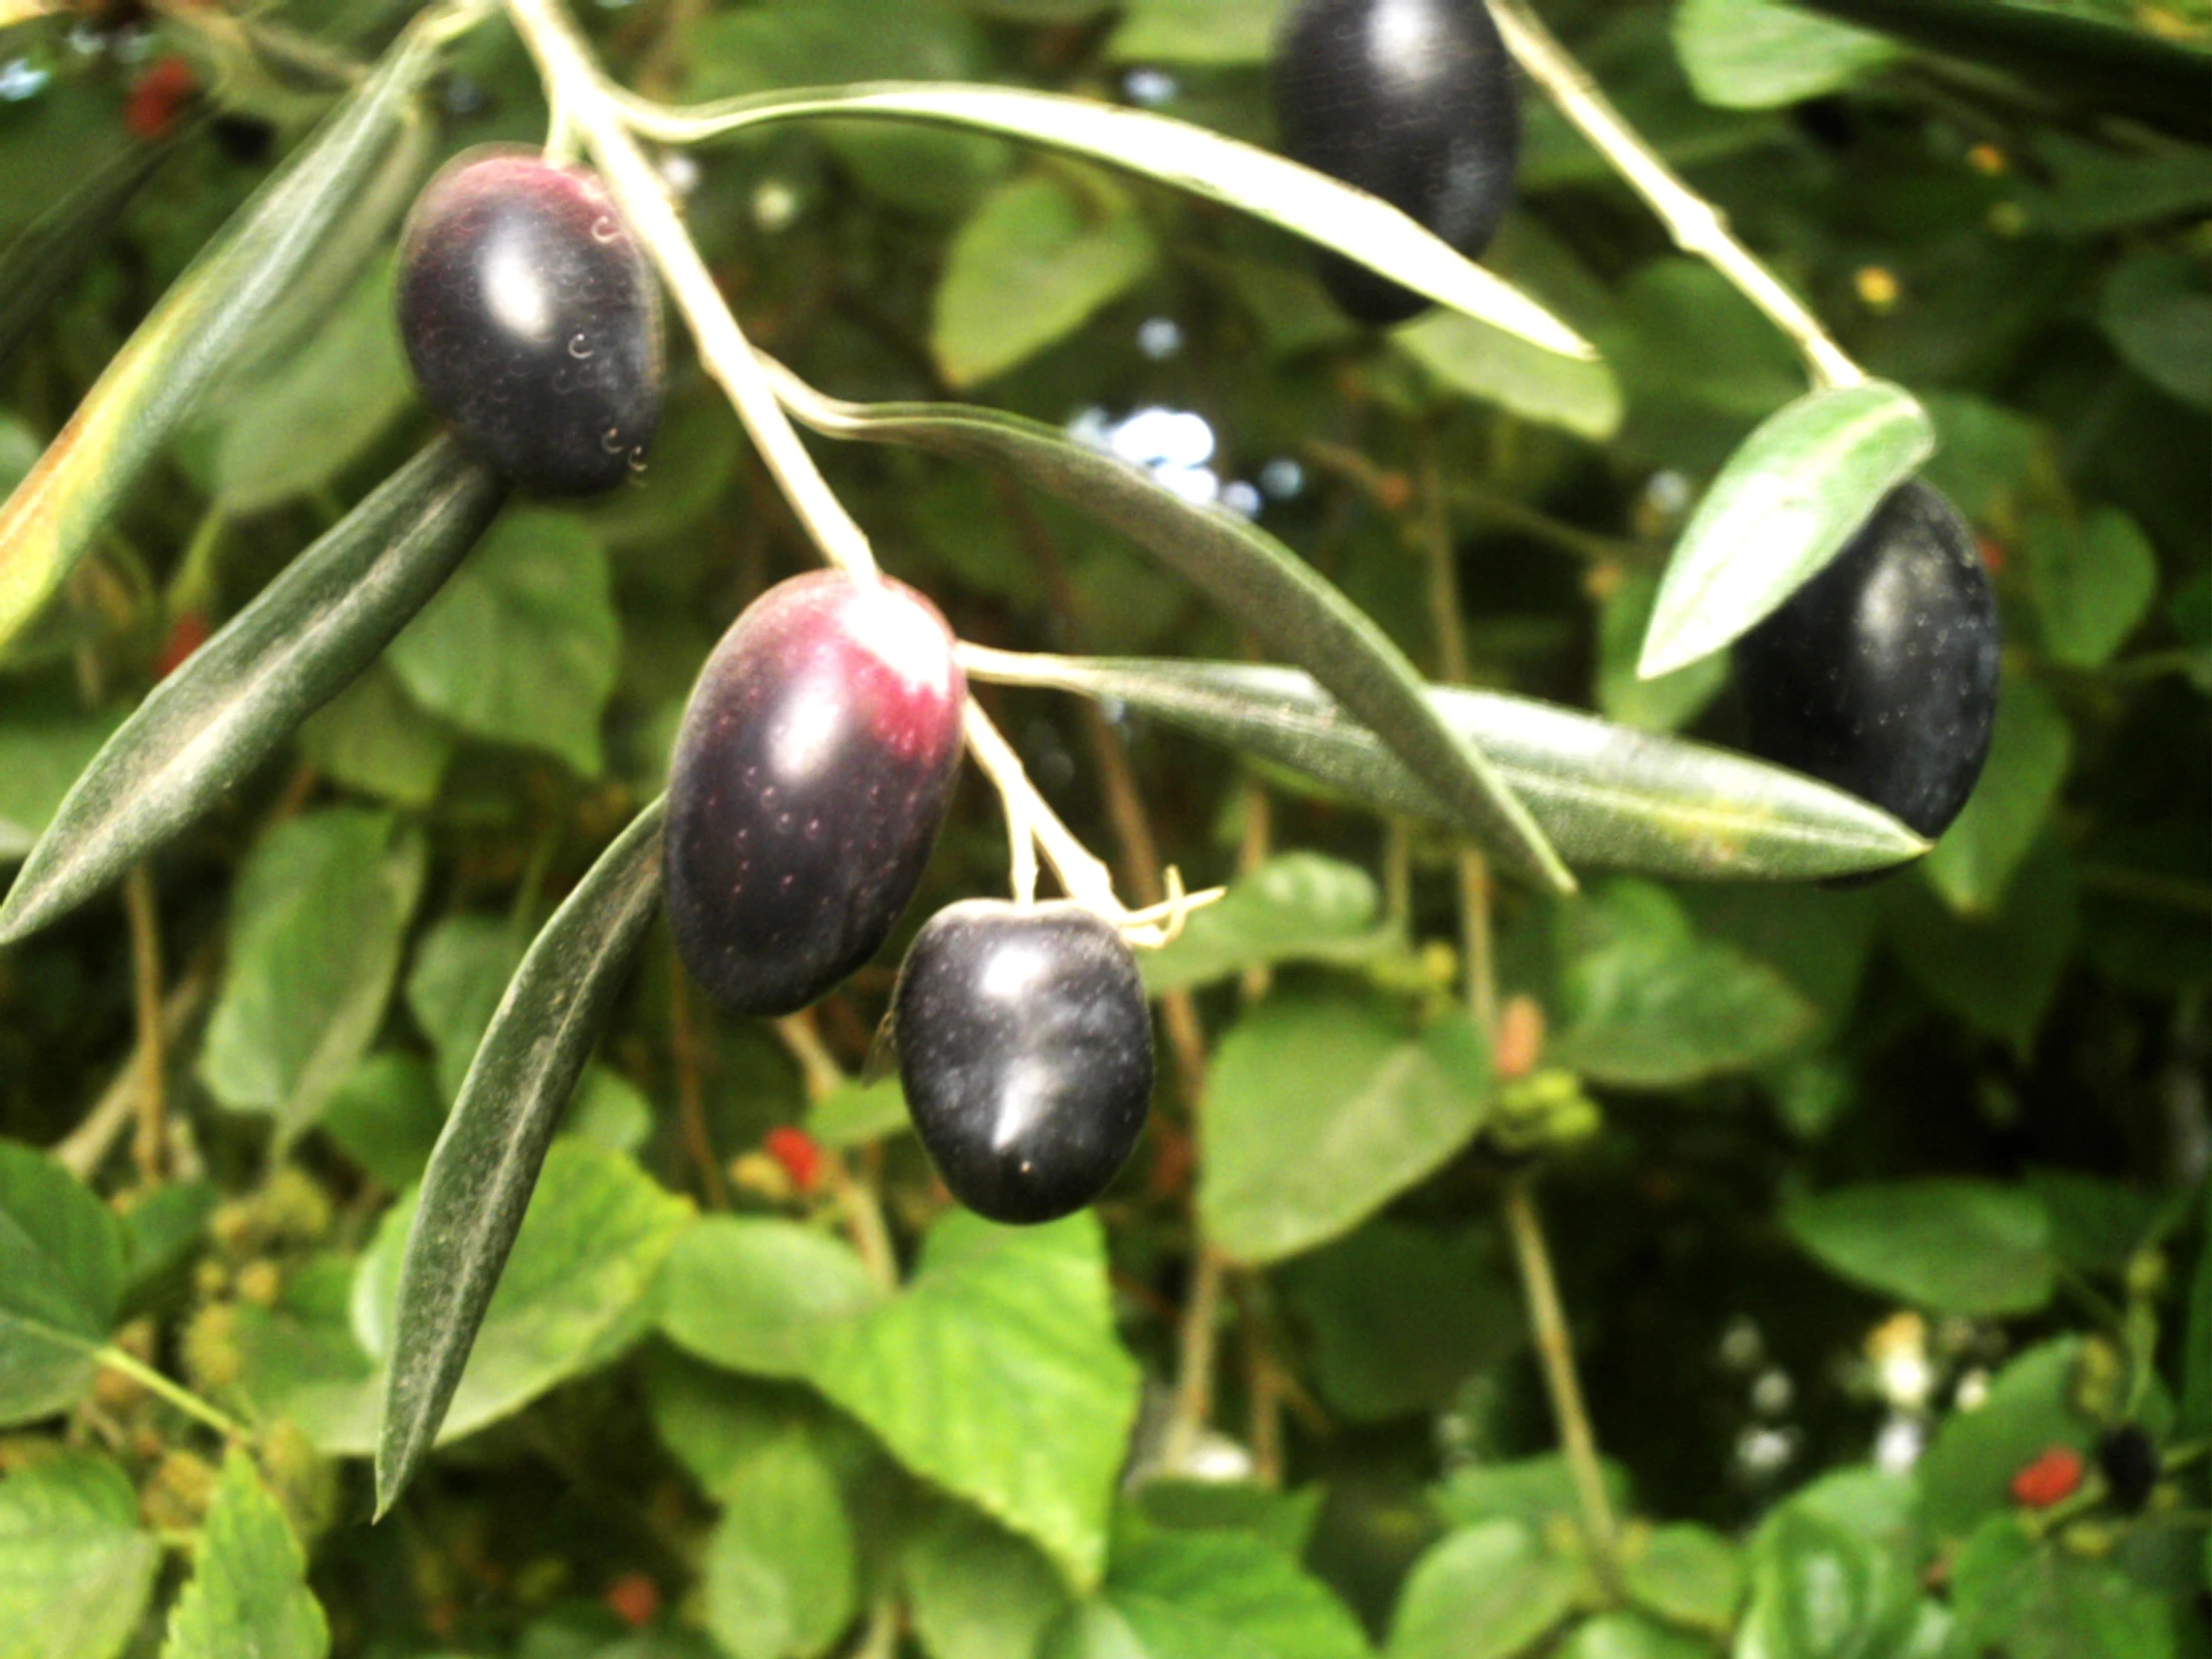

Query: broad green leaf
<box><xmin>1919</xmin><ymin>1339</ymin><xmax>2091</xmax><ymax>1539</ymax></box>
<box><xmin>375</xmin><ymin>803</ymin><xmax>669</xmax><ymax>1514</ymax></box>
<box><xmin>2024</xmin><ymin>508</ymin><xmax>2159</xmax><ymax>669</ymax></box>
<box><xmin>1950</xmin><ymin>1515</ymin><xmax>2175</xmax><ymax>1659</ymax></box>
<box><xmin>1923</xmin><ymin>677</ymin><xmax>2070</xmax><ymax>914</ymax></box>
<box><xmin>570</xmin><ymin>1067</ymin><xmax>654</xmax><ymax>1154</ymax></box>
<box><xmin>1624</xmin><ymin>1524</ymin><xmax>1745</xmax><ymax>1635</ymax></box>
<box><xmin>704</xmin><ymin>1431</ymin><xmax>858</xmax><ymax>1659</ymax></box>
<box><xmin>906</xmin><ymin>1507</ymin><xmax>1073</xmax><ymax>1659</ymax></box>
<box><xmin>0</xmin><ymin>1453</ymin><xmax>160</xmax><ymax>1659</ymax></box>
<box><xmin>657</xmin><ymin>1218</ymin><xmax>886</xmax><ymax>1381</ymax></box>
<box><xmin>1638</xmin><ymin>382</ymin><xmax>1936</xmax><ymax>678</ymax></box>
<box><xmin>1554</xmin><ymin>1614</ymin><xmax>1712</xmax><ymax>1659</ymax></box>
<box><xmin>1048</xmin><ymin>1528</ymin><xmax>1371</xmax><ymax>1659</ymax></box>
<box><xmin>1784</xmin><ymin>1179</ymin><xmax>2054</xmax><ymax>1317</ymax></box>
<box><xmin>321</xmin><ymin>1054</ymin><xmax>446</xmax><ymax>1193</ymax></box>
<box><xmin>808</xmin><ymin>1078</ymin><xmax>911</xmax><ymax>1149</ymax></box>
<box><xmin>646</xmin><ymin>88</ymin><xmax>1593</xmax><ymax>358</ymax></box>
<box><xmin>297</xmin><ymin>666</ymin><xmax>456</xmax><ymax>810</ymax></box>
<box><xmin>2023</xmin><ymin>1169</ymin><xmax>2170</xmax><ymax>1277</ymax></box>
<box><xmin>962</xmin><ymin>653</ymin><xmax>1928</xmax><ymax>880</ymax></box>
<box><xmin>0</xmin><ymin>439</ymin><xmax>503</xmax><ymax>945</ymax></box>
<box><xmin>0</xmin><ymin>6</ymin><xmax>451</xmax><ymax>650</ymax></box>
<box><xmin>387</xmin><ymin>509</ymin><xmax>620</xmax><ymax>776</ymax></box>
<box><xmin>1673</xmin><ymin>0</ymin><xmax>1897</xmax><ymax>109</ymax></box>
<box><xmin>199</xmin><ymin>811</ymin><xmax>427</xmax><ymax>1144</ymax></box>
<box><xmin>2098</xmin><ymin>250</ymin><xmax>2212</xmax><ymax>410</ymax></box>
<box><xmin>1203</xmin><ymin>991</ymin><xmax>1492</xmax><ymax>1265</ymax></box>
<box><xmin>1596</xmin><ymin>570</ymin><xmax>1726</xmax><ymax>735</ymax></box>
<box><xmin>1132</xmin><ymin>1484</ymin><xmax>1325</xmax><ymax>1559</ymax></box>
<box><xmin>934</xmin><ymin>175</ymin><xmax>1157</xmax><ymax>386</ymax></box>
<box><xmin>1107</xmin><ymin>0</ymin><xmax>1285</xmax><ymax>64</ymax></box>
<box><xmin>1141</xmin><ymin>853</ymin><xmax>1393</xmax><ymax>995</ymax></box>
<box><xmin>1393</xmin><ymin>308</ymin><xmax>1623</xmax><ymax>440</ymax></box>
<box><xmin>0</xmin><ymin>714</ymin><xmax>120</xmax><ymax>862</ymax></box>
<box><xmin>161</xmin><ymin>1449</ymin><xmax>327</xmax><ymax>1659</ymax></box>
<box><xmin>781</xmin><ymin>386</ymin><xmax>1572</xmax><ymax>892</ymax></box>
<box><xmin>807</xmin><ymin>1211</ymin><xmax>1140</xmax><ymax>1591</ymax></box>
<box><xmin>406</xmin><ymin>915</ymin><xmax>526</xmax><ymax>1102</ymax></box>
<box><xmin>1886</xmin><ymin>838</ymin><xmax>2078</xmax><ymax>1056</ymax></box>
<box><xmin>1430</xmin><ymin>1454</ymin><xmax>1632</xmax><ymax>1535</ymax></box>
<box><xmin>1387</xmin><ymin>1521</ymin><xmax>1586</xmax><ymax>1659</ymax></box>
<box><xmin>1734</xmin><ymin>1505</ymin><xmax>1923</xmax><ymax>1659</ymax></box>
<box><xmin>1549</xmin><ymin>880</ymin><xmax>1814</xmax><ymax>1088</ymax></box>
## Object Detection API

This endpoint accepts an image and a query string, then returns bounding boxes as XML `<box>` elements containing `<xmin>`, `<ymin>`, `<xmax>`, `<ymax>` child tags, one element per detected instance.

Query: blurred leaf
<box><xmin>0</xmin><ymin>714</ymin><xmax>121</xmax><ymax>861</ymax></box>
<box><xmin>1673</xmin><ymin>0</ymin><xmax>1897</xmax><ymax>108</ymax></box>
<box><xmin>2022</xmin><ymin>1169</ymin><xmax>2169</xmax><ymax>1276</ymax></box>
<box><xmin>119</xmin><ymin>1180</ymin><xmax>216</xmax><ymax>1310</ymax></box>
<box><xmin>785</xmin><ymin>390</ymin><xmax>1572</xmax><ymax>891</ymax></box>
<box><xmin>2025</xmin><ymin>508</ymin><xmax>2158</xmax><ymax>668</ymax></box>
<box><xmin>1922</xmin><ymin>393</ymin><xmax>2047</xmax><ymax>525</ymax></box>
<box><xmin>1204</xmin><ymin>991</ymin><xmax>1492</xmax><ymax>1265</ymax></box>
<box><xmin>1047</xmin><ymin>1528</ymin><xmax>1371</xmax><ymax>1659</ymax></box>
<box><xmin>2022</xmin><ymin>136</ymin><xmax>2212</xmax><ymax>237</ymax></box>
<box><xmin>406</xmin><ymin>915</ymin><xmax>525</xmax><ymax>1102</ymax></box>
<box><xmin>1596</xmin><ymin>569</ymin><xmax>1725</xmax><ymax>734</ymax></box>
<box><xmin>0</xmin><ymin>1141</ymin><xmax>122</xmax><ymax>1425</ymax></box>
<box><xmin>1950</xmin><ymin>1515</ymin><xmax>2175</xmax><ymax>1659</ymax></box>
<box><xmin>934</xmin><ymin>176</ymin><xmax>1156</xmax><ymax>386</ymax></box>
<box><xmin>1623</xmin><ymin>1524</ymin><xmax>1743</xmax><ymax>1635</ymax></box>
<box><xmin>374</xmin><ymin>803</ymin><xmax>669</xmax><ymax>1514</ymax></box>
<box><xmin>1142</xmin><ymin>853</ymin><xmax>1393</xmax><ymax>995</ymax></box>
<box><xmin>1603</xmin><ymin>260</ymin><xmax>1802</xmax><ymax>474</ymax></box>
<box><xmin>160</xmin><ymin>1448</ymin><xmax>326</xmax><ymax>1659</ymax></box>
<box><xmin>1393</xmin><ymin>309</ymin><xmax>1623</xmax><ymax>440</ymax></box>
<box><xmin>965</xmin><ymin>654</ymin><xmax>1930</xmax><ymax>880</ymax></box>
<box><xmin>0</xmin><ymin>11</ymin><xmax>450</xmax><ymax>650</ymax></box>
<box><xmin>199</xmin><ymin>811</ymin><xmax>425</xmax><ymax>1143</ymax></box>
<box><xmin>808</xmin><ymin>1078</ymin><xmax>910</xmax><ymax>1149</ymax></box>
<box><xmin>1386</xmin><ymin>1520</ymin><xmax>1586</xmax><ymax>1659</ymax></box>
<box><xmin>1924</xmin><ymin>678</ymin><xmax>2071</xmax><ymax>914</ymax></box>
<box><xmin>1549</xmin><ymin>880</ymin><xmax>1814</xmax><ymax>1088</ymax></box>
<box><xmin>704</xmin><ymin>1431</ymin><xmax>858</xmax><ymax>1659</ymax></box>
<box><xmin>2186</xmin><ymin>1179</ymin><xmax>2212</xmax><ymax>1437</ymax></box>
<box><xmin>906</xmin><ymin>1507</ymin><xmax>1073</xmax><ymax>1659</ymax></box>
<box><xmin>570</xmin><ymin>1067</ymin><xmax>653</xmax><ymax>1154</ymax></box>
<box><xmin>1131</xmin><ymin>1484</ymin><xmax>1324</xmax><ymax>1558</ymax></box>
<box><xmin>297</xmin><ymin>666</ymin><xmax>455</xmax><ymax>809</ymax></box>
<box><xmin>2099</xmin><ymin>252</ymin><xmax>2212</xmax><ymax>411</ymax></box>
<box><xmin>1784</xmin><ymin>1179</ymin><xmax>2055</xmax><ymax>1317</ymax></box>
<box><xmin>657</xmin><ymin>1218</ymin><xmax>885</xmax><ymax>1381</ymax></box>
<box><xmin>0</xmin><ymin>1453</ymin><xmax>159</xmax><ymax>1659</ymax></box>
<box><xmin>1920</xmin><ymin>1339</ymin><xmax>2091</xmax><ymax>1538</ymax></box>
<box><xmin>1735</xmin><ymin>1504</ymin><xmax>1924</xmax><ymax>1659</ymax></box>
<box><xmin>0</xmin><ymin>439</ymin><xmax>503</xmax><ymax>945</ymax></box>
<box><xmin>1108</xmin><ymin>0</ymin><xmax>1283</xmax><ymax>63</ymax></box>
<box><xmin>1887</xmin><ymin>837</ymin><xmax>2078</xmax><ymax>1056</ymax></box>
<box><xmin>1553</xmin><ymin>1615</ymin><xmax>1710</xmax><ymax>1659</ymax></box>
<box><xmin>807</xmin><ymin>1211</ymin><xmax>1139</xmax><ymax>1591</ymax></box>
<box><xmin>1431</xmin><ymin>1454</ymin><xmax>1631</xmax><ymax>1534</ymax></box>
<box><xmin>387</xmin><ymin>509</ymin><xmax>621</xmax><ymax>776</ymax></box>
<box><xmin>322</xmin><ymin>1053</ymin><xmax>446</xmax><ymax>1192</ymax></box>
<box><xmin>1638</xmin><ymin>382</ymin><xmax>1935</xmax><ymax>678</ymax></box>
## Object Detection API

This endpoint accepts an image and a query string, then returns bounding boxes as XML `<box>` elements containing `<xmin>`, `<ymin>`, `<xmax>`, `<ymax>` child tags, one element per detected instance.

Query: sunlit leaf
<box><xmin>1785</xmin><ymin>1179</ymin><xmax>2056</xmax><ymax>1317</ymax></box>
<box><xmin>0</xmin><ymin>1453</ymin><xmax>160</xmax><ymax>1659</ymax></box>
<box><xmin>657</xmin><ymin>1218</ymin><xmax>886</xmax><ymax>1381</ymax></box>
<box><xmin>1672</xmin><ymin>0</ymin><xmax>1896</xmax><ymax>109</ymax></box>
<box><xmin>1141</xmin><ymin>853</ymin><xmax>1393</xmax><ymax>995</ymax></box>
<box><xmin>1386</xmin><ymin>1521</ymin><xmax>1585</xmax><ymax>1659</ymax></box>
<box><xmin>1045</xmin><ymin>1527</ymin><xmax>1372</xmax><ymax>1659</ymax></box>
<box><xmin>0</xmin><ymin>1143</ymin><xmax>124</xmax><ymax>1426</ymax></box>
<box><xmin>704</xmin><ymin>1430</ymin><xmax>858</xmax><ymax>1659</ymax></box>
<box><xmin>160</xmin><ymin>1450</ymin><xmax>327</xmax><ymax>1659</ymax></box>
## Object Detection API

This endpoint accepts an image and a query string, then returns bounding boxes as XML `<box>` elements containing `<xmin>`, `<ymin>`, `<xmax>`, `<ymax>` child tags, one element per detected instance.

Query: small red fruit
<box><xmin>763</xmin><ymin>1127</ymin><xmax>823</xmax><ymax>1193</ymax></box>
<box><xmin>2009</xmin><ymin>1445</ymin><xmax>2084</xmax><ymax>1508</ymax></box>
<box><xmin>603</xmin><ymin>1571</ymin><xmax>660</xmax><ymax>1628</ymax></box>
<box><xmin>125</xmin><ymin>57</ymin><xmax>196</xmax><ymax>142</ymax></box>
<box><xmin>155</xmin><ymin>610</ymin><xmax>211</xmax><ymax>680</ymax></box>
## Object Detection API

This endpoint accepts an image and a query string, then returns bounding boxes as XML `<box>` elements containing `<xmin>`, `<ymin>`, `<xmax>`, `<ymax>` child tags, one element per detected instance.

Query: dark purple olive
<box><xmin>1734</xmin><ymin>480</ymin><xmax>2000</xmax><ymax>842</ymax></box>
<box><xmin>1273</xmin><ymin>0</ymin><xmax>1521</xmax><ymax>324</ymax></box>
<box><xmin>666</xmin><ymin>572</ymin><xmax>966</xmax><ymax>1017</ymax></box>
<box><xmin>2097</xmin><ymin>1425</ymin><xmax>2158</xmax><ymax>1515</ymax></box>
<box><xmin>397</xmin><ymin>149</ymin><xmax>664</xmax><ymax>497</ymax></box>
<box><xmin>893</xmin><ymin>900</ymin><xmax>1154</xmax><ymax>1226</ymax></box>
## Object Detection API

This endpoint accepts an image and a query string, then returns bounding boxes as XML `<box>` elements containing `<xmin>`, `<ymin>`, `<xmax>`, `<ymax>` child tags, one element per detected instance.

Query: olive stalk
<box><xmin>1485</xmin><ymin>0</ymin><xmax>1867</xmax><ymax>392</ymax></box>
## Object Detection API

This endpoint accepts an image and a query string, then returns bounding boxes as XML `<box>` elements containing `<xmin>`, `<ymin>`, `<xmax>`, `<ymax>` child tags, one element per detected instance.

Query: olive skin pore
<box><xmin>894</xmin><ymin>901</ymin><xmax>1155</xmax><ymax>1227</ymax></box>
<box><xmin>665</xmin><ymin>572</ymin><xmax>966</xmax><ymax>1018</ymax></box>
<box><xmin>397</xmin><ymin>150</ymin><xmax>665</xmax><ymax>497</ymax></box>
<box><xmin>1734</xmin><ymin>479</ymin><xmax>2000</xmax><ymax>841</ymax></box>
<box><xmin>1274</xmin><ymin>0</ymin><xmax>1521</xmax><ymax>323</ymax></box>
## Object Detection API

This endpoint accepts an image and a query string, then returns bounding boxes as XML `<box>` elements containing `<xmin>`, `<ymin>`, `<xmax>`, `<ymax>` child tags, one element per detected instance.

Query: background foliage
<box><xmin>0</xmin><ymin>0</ymin><xmax>2206</xmax><ymax>1656</ymax></box>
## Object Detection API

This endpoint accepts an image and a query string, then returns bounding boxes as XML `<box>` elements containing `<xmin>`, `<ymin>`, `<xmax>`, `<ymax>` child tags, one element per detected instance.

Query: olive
<box><xmin>893</xmin><ymin>900</ymin><xmax>1155</xmax><ymax>1226</ymax></box>
<box><xmin>1734</xmin><ymin>480</ymin><xmax>2000</xmax><ymax>842</ymax></box>
<box><xmin>396</xmin><ymin>149</ymin><xmax>665</xmax><ymax>497</ymax></box>
<box><xmin>665</xmin><ymin>572</ymin><xmax>966</xmax><ymax>1017</ymax></box>
<box><xmin>1273</xmin><ymin>0</ymin><xmax>1521</xmax><ymax>324</ymax></box>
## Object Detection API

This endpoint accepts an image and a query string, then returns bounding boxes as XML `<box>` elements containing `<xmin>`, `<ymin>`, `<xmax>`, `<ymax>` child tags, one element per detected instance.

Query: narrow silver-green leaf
<box><xmin>374</xmin><ymin>799</ymin><xmax>667</xmax><ymax>1518</ymax></box>
<box><xmin>626</xmin><ymin>83</ymin><xmax>1592</xmax><ymax>359</ymax></box>
<box><xmin>0</xmin><ymin>440</ymin><xmax>505</xmax><ymax>945</ymax></box>
<box><xmin>963</xmin><ymin>651</ymin><xmax>1929</xmax><ymax>880</ymax></box>
<box><xmin>774</xmin><ymin>375</ymin><xmax>1573</xmax><ymax>893</ymax></box>
<box><xmin>0</xmin><ymin>3</ymin><xmax>454</xmax><ymax>650</ymax></box>
<box><xmin>1637</xmin><ymin>381</ymin><xmax>1935</xmax><ymax>679</ymax></box>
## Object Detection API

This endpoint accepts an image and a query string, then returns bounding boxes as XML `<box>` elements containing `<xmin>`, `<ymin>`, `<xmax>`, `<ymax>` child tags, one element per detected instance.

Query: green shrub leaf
<box><xmin>1141</xmin><ymin>853</ymin><xmax>1394</xmax><ymax>995</ymax></box>
<box><xmin>1047</xmin><ymin>1528</ymin><xmax>1372</xmax><ymax>1659</ymax></box>
<box><xmin>1919</xmin><ymin>1340</ymin><xmax>2091</xmax><ymax>1538</ymax></box>
<box><xmin>1924</xmin><ymin>677</ymin><xmax>2071</xmax><ymax>915</ymax></box>
<box><xmin>1950</xmin><ymin>1513</ymin><xmax>2175</xmax><ymax>1659</ymax></box>
<box><xmin>1784</xmin><ymin>1179</ymin><xmax>2056</xmax><ymax>1317</ymax></box>
<box><xmin>905</xmin><ymin>1507</ymin><xmax>1073</xmax><ymax>1659</ymax></box>
<box><xmin>0</xmin><ymin>1453</ymin><xmax>160</xmax><ymax>1659</ymax></box>
<box><xmin>0</xmin><ymin>1140</ymin><xmax>126</xmax><ymax>1419</ymax></box>
<box><xmin>161</xmin><ymin>1449</ymin><xmax>327</xmax><ymax>1659</ymax></box>
<box><xmin>657</xmin><ymin>1218</ymin><xmax>886</xmax><ymax>1381</ymax></box>
<box><xmin>1673</xmin><ymin>0</ymin><xmax>1896</xmax><ymax>110</ymax></box>
<box><xmin>704</xmin><ymin>1430</ymin><xmax>859</xmax><ymax>1659</ymax></box>
<box><xmin>1386</xmin><ymin>1520</ymin><xmax>1586</xmax><ymax>1659</ymax></box>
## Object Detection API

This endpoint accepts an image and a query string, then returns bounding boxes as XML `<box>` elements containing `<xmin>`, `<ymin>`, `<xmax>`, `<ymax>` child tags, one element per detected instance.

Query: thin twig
<box><xmin>772</xmin><ymin>1013</ymin><xmax>899</xmax><ymax>1290</ymax></box>
<box><xmin>123</xmin><ymin>866</ymin><xmax>167</xmax><ymax>1185</ymax></box>
<box><xmin>57</xmin><ymin>962</ymin><xmax>211</xmax><ymax>1181</ymax></box>
<box><xmin>1161</xmin><ymin>1243</ymin><xmax>1228</xmax><ymax>1472</ymax></box>
<box><xmin>94</xmin><ymin>1344</ymin><xmax>245</xmax><ymax>1439</ymax></box>
<box><xmin>1486</xmin><ymin>0</ymin><xmax>1864</xmax><ymax>391</ymax></box>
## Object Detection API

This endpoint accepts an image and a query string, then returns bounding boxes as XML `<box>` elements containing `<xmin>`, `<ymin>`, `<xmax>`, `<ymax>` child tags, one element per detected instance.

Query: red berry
<box><xmin>603</xmin><ymin>1571</ymin><xmax>659</xmax><ymax>1628</ymax></box>
<box><xmin>763</xmin><ymin>1126</ymin><xmax>823</xmax><ymax>1192</ymax></box>
<box><xmin>155</xmin><ymin>610</ymin><xmax>211</xmax><ymax>680</ymax></box>
<box><xmin>125</xmin><ymin>56</ymin><xmax>196</xmax><ymax>142</ymax></box>
<box><xmin>2009</xmin><ymin>1445</ymin><xmax>2084</xmax><ymax>1508</ymax></box>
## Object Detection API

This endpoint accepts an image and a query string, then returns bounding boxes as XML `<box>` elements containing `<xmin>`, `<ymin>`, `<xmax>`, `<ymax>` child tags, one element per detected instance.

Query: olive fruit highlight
<box><xmin>1273</xmin><ymin>0</ymin><xmax>1521</xmax><ymax>324</ymax></box>
<box><xmin>397</xmin><ymin>150</ymin><xmax>665</xmax><ymax>497</ymax></box>
<box><xmin>893</xmin><ymin>900</ymin><xmax>1155</xmax><ymax>1226</ymax></box>
<box><xmin>666</xmin><ymin>572</ymin><xmax>965</xmax><ymax>1017</ymax></box>
<box><xmin>1734</xmin><ymin>479</ymin><xmax>1999</xmax><ymax>841</ymax></box>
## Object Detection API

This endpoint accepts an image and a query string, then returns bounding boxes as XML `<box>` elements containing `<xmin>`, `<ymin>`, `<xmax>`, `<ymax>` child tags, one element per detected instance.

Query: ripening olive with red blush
<box><xmin>1274</xmin><ymin>0</ymin><xmax>1521</xmax><ymax>323</ymax></box>
<box><xmin>893</xmin><ymin>900</ymin><xmax>1155</xmax><ymax>1226</ymax></box>
<box><xmin>665</xmin><ymin>572</ymin><xmax>966</xmax><ymax>1018</ymax></box>
<box><xmin>397</xmin><ymin>150</ymin><xmax>664</xmax><ymax>497</ymax></box>
<box><xmin>1734</xmin><ymin>479</ymin><xmax>1999</xmax><ymax>842</ymax></box>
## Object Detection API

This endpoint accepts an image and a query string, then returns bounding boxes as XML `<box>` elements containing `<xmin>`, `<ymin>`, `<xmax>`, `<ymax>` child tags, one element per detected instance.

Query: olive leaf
<box><xmin>0</xmin><ymin>440</ymin><xmax>506</xmax><ymax>945</ymax></box>
<box><xmin>962</xmin><ymin>652</ymin><xmax>1929</xmax><ymax>881</ymax></box>
<box><xmin>374</xmin><ymin>798</ymin><xmax>667</xmax><ymax>1518</ymax></box>
<box><xmin>1637</xmin><ymin>381</ymin><xmax>1934</xmax><ymax>679</ymax></box>
<box><xmin>630</xmin><ymin>83</ymin><xmax>1592</xmax><ymax>360</ymax></box>
<box><xmin>0</xmin><ymin>4</ymin><xmax>453</xmax><ymax>651</ymax></box>
<box><xmin>770</xmin><ymin>370</ymin><xmax>1575</xmax><ymax>894</ymax></box>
